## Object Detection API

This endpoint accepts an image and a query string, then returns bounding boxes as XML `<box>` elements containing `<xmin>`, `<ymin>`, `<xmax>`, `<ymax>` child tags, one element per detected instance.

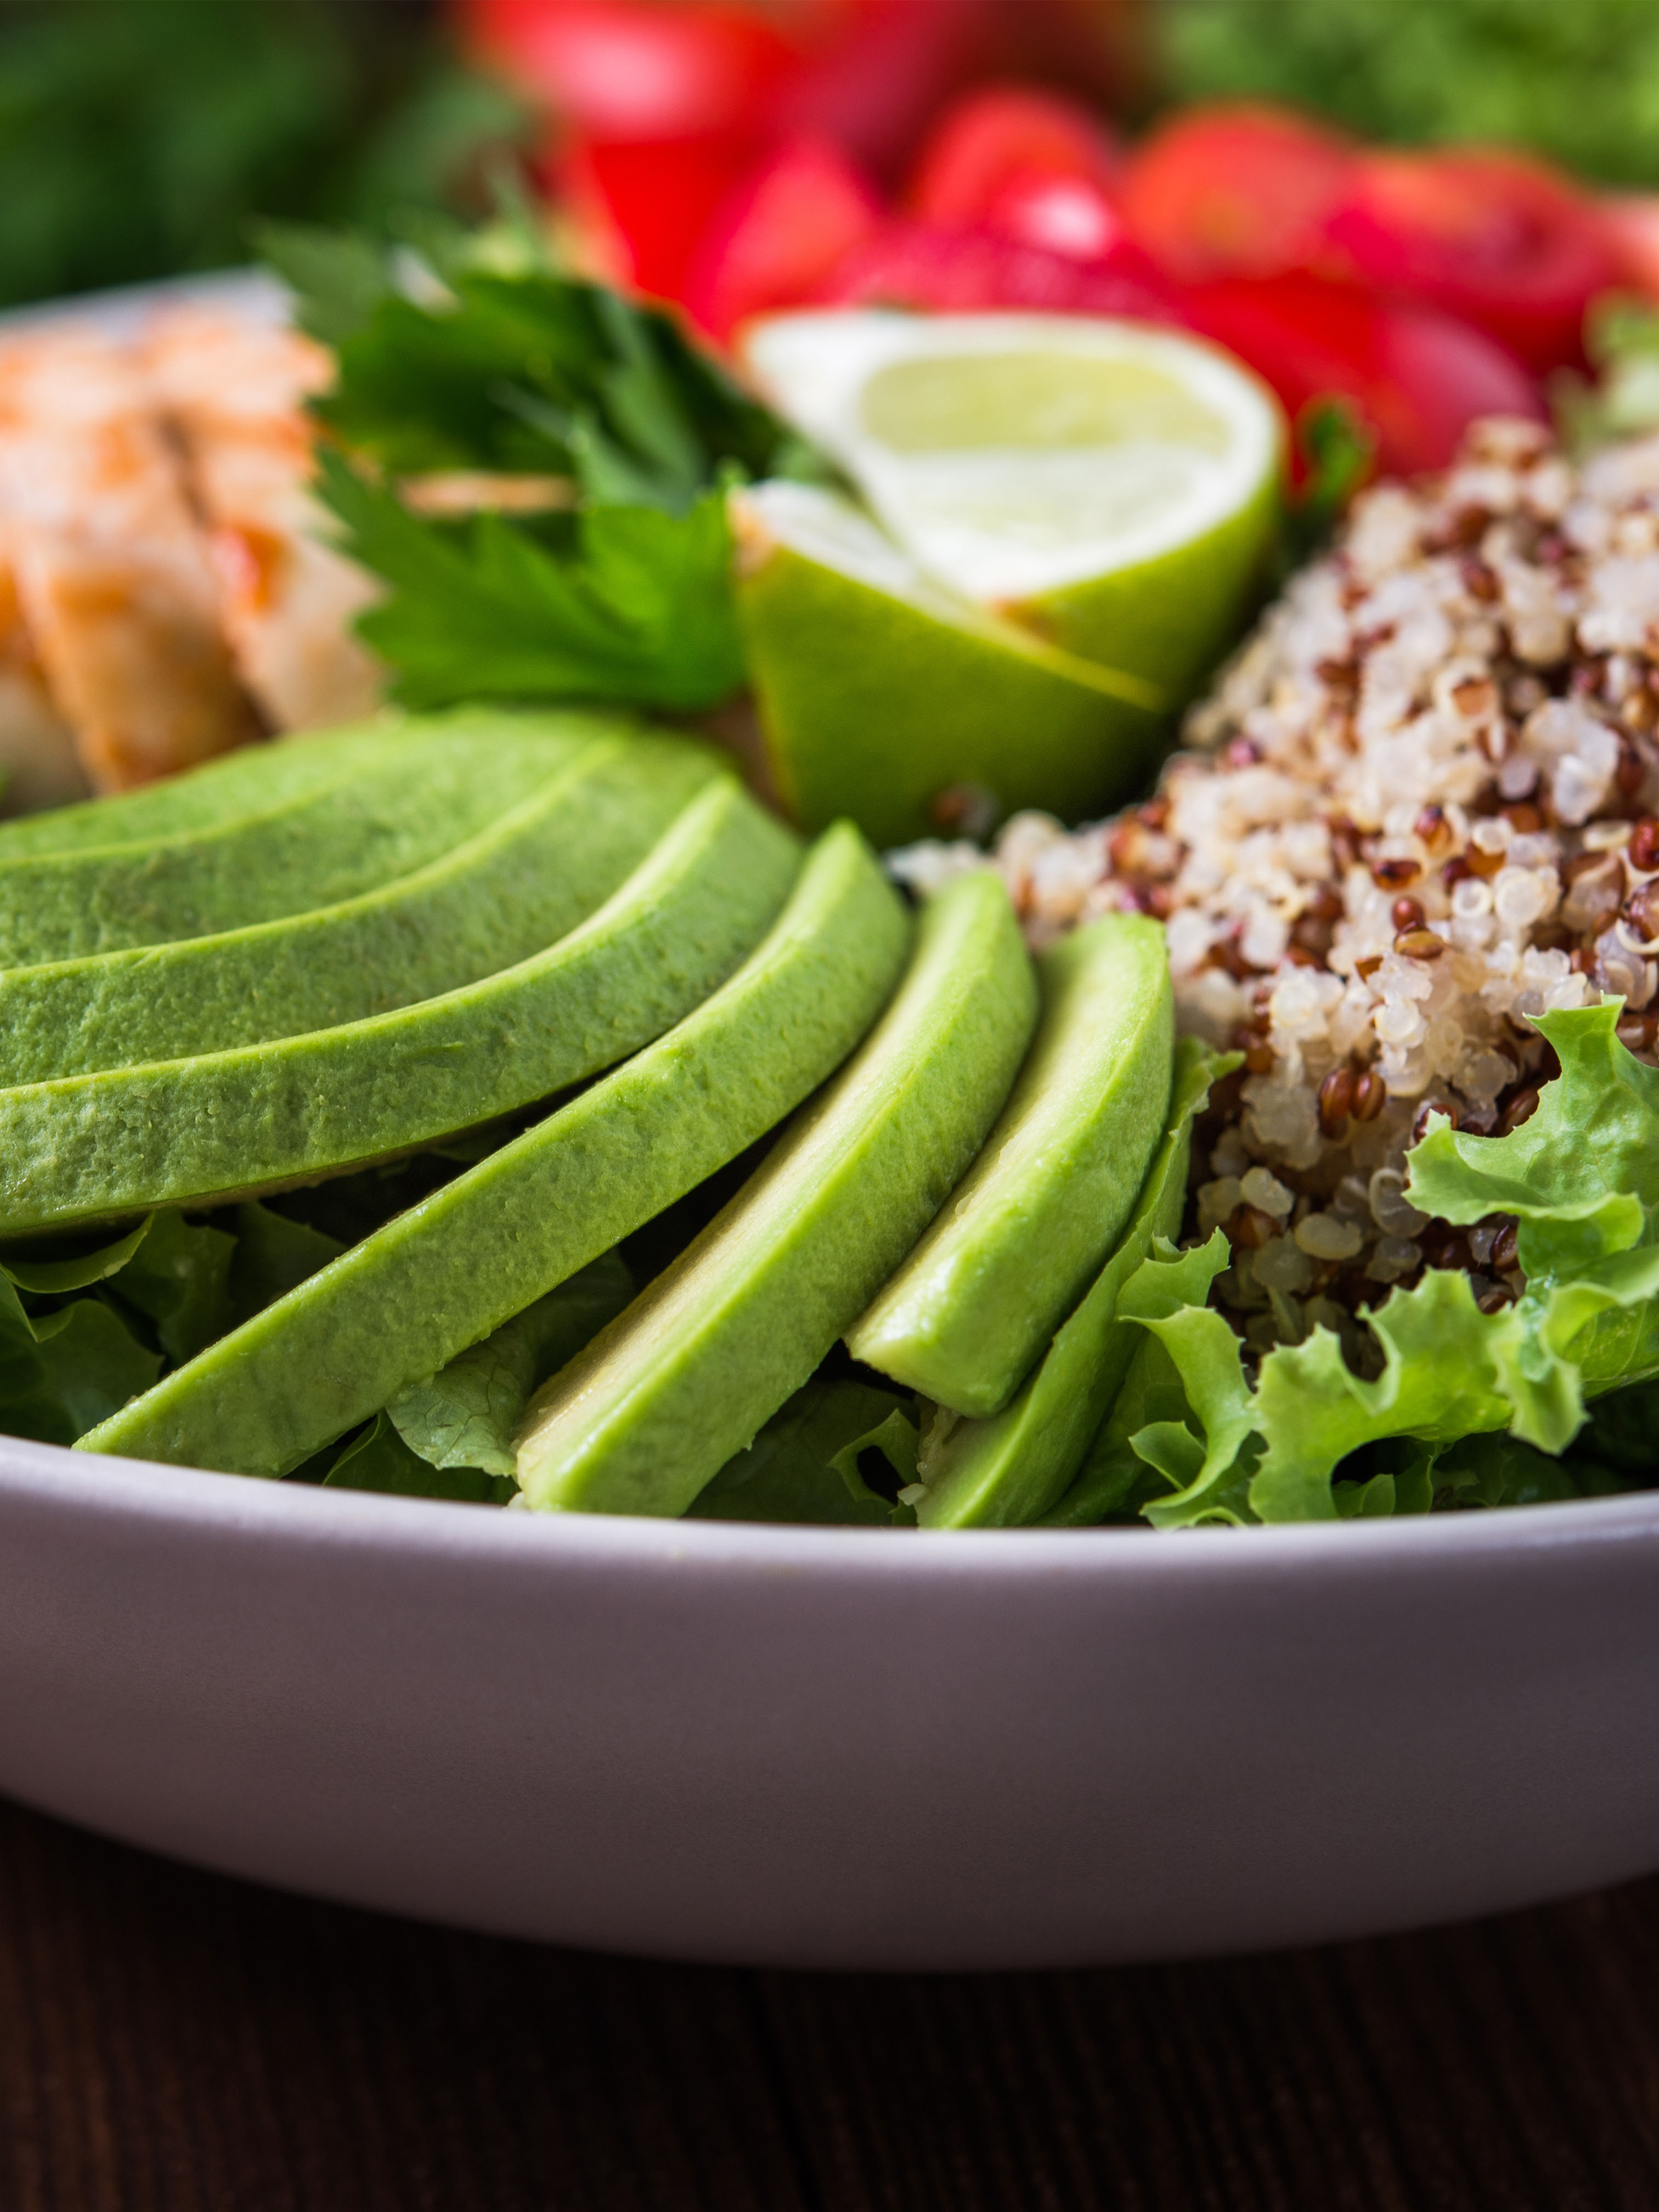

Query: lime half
<box><xmin>742</xmin><ymin>310</ymin><xmax>1284</xmax><ymax>695</ymax></box>
<box><xmin>732</xmin><ymin>480</ymin><xmax>1166</xmax><ymax>850</ymax></box>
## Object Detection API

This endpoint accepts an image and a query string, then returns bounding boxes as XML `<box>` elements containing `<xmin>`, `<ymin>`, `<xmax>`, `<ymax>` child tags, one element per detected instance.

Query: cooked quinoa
<box><xmin>891</xmin><ymin>416</ymin><xmax>1659</xmax><ymax>1374</ymax></box>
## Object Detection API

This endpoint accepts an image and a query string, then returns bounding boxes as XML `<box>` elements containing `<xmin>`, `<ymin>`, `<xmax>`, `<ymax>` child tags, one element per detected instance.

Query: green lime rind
<box><xmin>77</xmin><ymin>822</ymin><xmax>909</xmax><ymax>1477</ymax></box>
<box><xmin>737</xmin><ymin>492</ymin><xmax>1166</xmax><ymax>849</ymax></box>
<box><xmin>516</xmin><ymin>870</ymin><xmax>1038</xmax><ymax>1520</ymax></box>
<box><xmin>0</xmin><ymin>719</ymin><xmax>592</xmax><ymax>968</ymax></box>
<box><xmin>0</xmin><ymin>732</ymin><xmax>720</xmax><ymax>1083</ymax></box>
<box><xmin>920</xmin><ymin>1040</ymin><xmax>1235</xmax><ymax>1531</ymax></box>
<box><xmin>849</xmin><ymin>911</ymin><xmax>1175</xmax><ymax>1418</ymax></box>
<box><xmin>1016</xmin><ymin>458</ymin><xmax>1282</xmax><ymax>697</ymax></box>
<box><xmin>0</xmin><ymin>775</ymin><xmax>798</xmax><ymax>1236</ymax></box>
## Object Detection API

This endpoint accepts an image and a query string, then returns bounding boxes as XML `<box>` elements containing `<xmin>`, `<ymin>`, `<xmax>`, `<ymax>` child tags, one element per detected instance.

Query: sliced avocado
<box><xmin>516</xmin><ymin>871</ymin><xmax>1037</xmax><ymax>1519</ymax></box>
<box><xmin>0</xmin><ymin>705</ymin><xmax>601</xmax><ymax>858</ymax></box>
<box><xmin>0</xmin><ymin>776</ymin><xmax>797</xmax><ymax>1235</ymax></box>
<box><xmin>77</xmin><ymin>823</ymin><xmax>909</xmax><ymax>1476</ymax></box>
<box><xmin>0</xmin><ymin>733</ymin><xmax>720</xmax><ymax>1082</ymax></box>
<box><xmin>916</xmin><ymin>1040</ymin><xmax>1232</xmax><ymax>1529</ymax></box>
<box><xmin>0</xmin><ymin>716</ymin><xmax>593</xmax><ymax>966</ymax></box>
<box><xmin>0</xmin><ymin>720</ymin><xmax>403</xmax><ymax>858</ymax></box>
<box><xmin>849</xmin><ymin>911</ymin><xmax>1174</xmax><ymax>1418</ymax></box>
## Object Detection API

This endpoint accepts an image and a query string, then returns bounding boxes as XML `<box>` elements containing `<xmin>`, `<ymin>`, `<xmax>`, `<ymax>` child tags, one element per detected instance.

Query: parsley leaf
<box><xmin>287</xmin><ymin>239</ymin><xmax>787</xmax><ymax>510</ymax></box>
<box><xmin>273</xmin><ymin>222</ymin><xmax>803</xmax><ymax>715</ymax></box>
<box><xmin>318</xmin><ymin>449</ymin><xmax>748</xmax><ymax>713</ymax></box>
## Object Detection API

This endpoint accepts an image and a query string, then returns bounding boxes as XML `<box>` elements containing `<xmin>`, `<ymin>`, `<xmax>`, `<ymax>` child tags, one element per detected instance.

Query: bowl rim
<box><xmin>4</xmin><ymin>1431</ymin><xmax>1656</xmax><ymax>1587</ymax></box>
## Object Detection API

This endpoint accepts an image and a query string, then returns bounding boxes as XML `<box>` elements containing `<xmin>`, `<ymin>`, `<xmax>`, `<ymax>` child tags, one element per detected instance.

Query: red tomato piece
<box><xmin>1118</xmin><ymin>103</ymin><xmax>1356</xmax><ymax>283</ymax></box>
<box><xmin>464</xmin><ymin>0</ymin><xmax>798</xmax><ymax>140</ymax></box>
<box><xmin>1181</xmin><ymin>273</ymin><xmax>1545</xmax><ymax>478</ymax></box>
<box><xmin>905</xmin><ymin>85</ymin><xmax>1124</xmax><ymax>264</ymax></box>
<box><xmin>815</xmin><ymin>218</ymin><xmax>1182</xmax><ymax>321</ymax></box>
<box><xmin>1602</xmin><ymin>195</ymin><xmax>1659</xmax><ymax>299</ymax></box>
<box><xmin>685</xmin><ymin>136</ymin><xmax>886</xmax><ymax>338</ymax></box>
<box><xmin>772</xmin><ymin>0</ymin><xmax>995</xmax><ymax>178</ymax></box>
<box><xmin>556</xmin><ymin>134</ymin><xmax>761</xmax><ymax>300</ymax></box>
<box><xmin>908</xmin><ymin>85</ymin><xmax>1120</xmax><ymax>218</ymax></box>
<box><xmin>1323</xmin><ymin>150</ymin><xmax>1623</xmax><ymax>374</ymax></box>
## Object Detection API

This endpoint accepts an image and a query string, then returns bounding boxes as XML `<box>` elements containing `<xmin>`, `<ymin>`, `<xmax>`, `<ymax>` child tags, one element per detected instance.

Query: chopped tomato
<box><xmin>1117</xmin><ymin>104</ymin><xmax>1356</xmax><ymax>282</ymax></box>
<box><xmin>815</xmin><ymin>218</ymin><xmax>1180</xmax><ymax>321</ymax></box>
<box><xmin>1180</xmin><ymin>273</ymin><xmax>1545</xmax><ymax>477</ymax></box>
<box><xmin>1323</xmin><ymin>150</ymin><xmax>1623</xmax><ymax>373</ymax></box>
<box><xmin>685</xmin><ymin>137</ymin><xmax>885</xmax><ymax>338</ymax></box>
<box><xmin>464</xmin><ymin>0</ymin><xmax>799</xmax><ymax>141</ymax></box>
<box><xmin>554</xmin><ymin>134</ymin><xmax>761</xmax><ymax>298</ymax></box>
<box><xmin>1602</xmin><ymin>195</ymin><xmax>1659</xmax><ymax>298</ymax></box>
<box><xmin>771</xmin><ymin>0</ymin><xmax>992</xmax><ymax>177</ymax></box>
<box><xmin>906</xmin><ymin>84</ymin><xmax>1121</xmax><ymax>261</ymax></box>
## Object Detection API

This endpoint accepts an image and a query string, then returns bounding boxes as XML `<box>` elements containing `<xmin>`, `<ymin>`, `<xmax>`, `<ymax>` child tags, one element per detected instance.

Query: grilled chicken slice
<box><xmin>0</xmin><ymin>324</ymin><xmax>260</xmax><ymax>791</ymax></box>
<box><xmin>0</xmin><ymin>545</ymin><xmax>87</xmax><ymax>814</ymax></box>
<box><xmin>143</xmin><ymin>306</ymin><xmax>385</xmax><ymax>732</ymax></box>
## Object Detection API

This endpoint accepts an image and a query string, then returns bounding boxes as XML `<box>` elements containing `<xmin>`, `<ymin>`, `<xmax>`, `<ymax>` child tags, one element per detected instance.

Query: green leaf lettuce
<box><xmin>1104</xmin><ymin>1006</ymin><xmax>1659</xmax><ymax>1525</ymax></box>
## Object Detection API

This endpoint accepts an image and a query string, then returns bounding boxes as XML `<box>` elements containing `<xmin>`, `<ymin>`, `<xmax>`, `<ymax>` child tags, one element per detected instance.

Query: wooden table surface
<box><xmin>2</xmin><ymin>1795</ymin><xmax>1656</xmax><ymax>2212</ymax></box>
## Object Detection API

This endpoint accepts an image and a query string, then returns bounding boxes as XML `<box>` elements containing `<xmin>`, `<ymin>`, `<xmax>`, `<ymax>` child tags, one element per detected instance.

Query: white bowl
<box><xmin>2</xmin><ymin>1434</ymin><xmax>1655</xmax><ymax>1969</ymax></box>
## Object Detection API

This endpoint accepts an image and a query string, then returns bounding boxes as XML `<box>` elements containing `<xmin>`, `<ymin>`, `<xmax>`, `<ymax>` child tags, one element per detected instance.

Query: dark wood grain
<box><xmin>1</xmin><ymin>1797</ymin><xmax>1656</xmax><ymax>2212</ymax></box>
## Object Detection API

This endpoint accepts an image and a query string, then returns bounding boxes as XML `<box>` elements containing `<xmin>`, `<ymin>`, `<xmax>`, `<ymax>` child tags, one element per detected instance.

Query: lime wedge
<box><xmin>742</xmin><ymin>310</ymin><xmax>1284</xmax><ymax>695</ymax></box>
<box><xmin>732</xmin><ymin>481</ymin><xmax>1166</xmax><ymax>849</ymax></box>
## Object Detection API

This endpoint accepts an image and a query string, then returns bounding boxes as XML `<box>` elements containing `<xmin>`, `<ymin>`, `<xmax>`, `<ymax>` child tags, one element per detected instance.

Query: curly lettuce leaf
<box><xmin>1407</xmin><ymin>1002</ymin><xmax>1659</xmax><ymax>1395</ymax></box>
<box><xmin>1111</xmin><ymin>1005</ymin><xmax>1659</xmax><ymax>1523</ymax></box>
<box><xmin>315</xmin><ymin>1255</ymin><xmax>634</xmax><ymax>1503</ymax></box>
<box><xmin>1111</xmin><ymin>1234</ymin><xmax>1263</xmax><ymax>1527</ymax></box>
<box><xmin>225</xmin><ymin>1201</ymin><xmax>346</xmax><ymax>1331</ymax></box>
<box><xmin>688</xmin><ymin>1377</ymin><xmax>921</xmax><ymax>1526</ymax></box>
<box><xmin>0</xmin><ymin>1274</ymin><xmax>160</xmax><ymax>1446</ymax></box>
<box><xmin>111</xmin><ymin>1211</ymin><xmax>238</xmax><ymax>1362</ymax></box>
<box><xmin>1044</xmin><ymin>1328</ymin><xmax>1208</xmax><ymax>1526</ymax></box>
<box><xmin>390</xmin><ymin>1255</ymin><xmax>633</xmax><ymax>1479</ymax></box>
<box><xmin>1334</xmin><ymin>1430</ymin><xmax>1636</xmax><ymax>1517</ymax></box>
<box><xmin>323</xmin><ymin>1410</ymin><xmax>511</xmax><ymax>1505</ymax></box>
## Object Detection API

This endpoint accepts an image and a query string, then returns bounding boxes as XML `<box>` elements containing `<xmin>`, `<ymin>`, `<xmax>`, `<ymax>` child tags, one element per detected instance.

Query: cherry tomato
<box><xmin>815</xmin><ymin>218</ymin><xmax>1181</xmax><ymax>321</ymax></box>
<box><xmin>1180</xmin><ymin>273</ymin><xmax>1545</xmax><ymax>477</ymax></box>
<box><xmin>906</xmin><ymin>85</ymin><xmax>1122</xmax><ymax>261</ymax></box>
<box><xmin>464</xmin><ymin>0</ymin><xmax>799</xmax><ymax>140</ymax></box>
<box><xmin>1118</xmin><ymin>104</ymin><xmax>1356</xmax><ymax>282</ymax></box>
<box><xmin>554</xmin><ymin>134</ymin><xmax>761</xmax><ymax>298</ymax></box>
<box><xmin>685</xmin><ymin>136</ymin><xmax>885</xmax><ymax>338</ymax></box>
<box><xmin>1322</xmin><ymin>150</ymin><xmax>1623</xmax><ymax>374</ymax></box>
<box><xmin>1602</xmin><ymin>195</ymin><xmax>1659</xmax><ymax>299</ymax></box>
<box><xmin>771</xmin><ymin>0</ymin><xmax>993</xmax><ymax>178</ymax></box>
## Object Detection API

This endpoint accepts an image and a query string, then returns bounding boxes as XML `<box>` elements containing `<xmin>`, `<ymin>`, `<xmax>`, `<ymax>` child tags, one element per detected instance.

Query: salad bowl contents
<box><xmin>1</xmin><ymin>65</ymin><xmax>1658</xmax><ymax>1955</ymax></box>
<box><xmin>0</xmin><ymin>236</ymin><xmax>1647</xmax><ymax>1533</ymax></box>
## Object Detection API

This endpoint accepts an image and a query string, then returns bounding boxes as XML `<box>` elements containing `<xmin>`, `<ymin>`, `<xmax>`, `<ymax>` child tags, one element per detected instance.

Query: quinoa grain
<box><xmin>890</xmin><ymin>421</ymin><xmax>1659</xmax><ymax>1358</ymax></box>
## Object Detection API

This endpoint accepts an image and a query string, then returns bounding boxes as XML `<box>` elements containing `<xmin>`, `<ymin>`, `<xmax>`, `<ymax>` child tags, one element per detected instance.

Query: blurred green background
<box><xmin>1</xmin><ymin>0</ymin><xmax>1654</xmax><ymax>314</ymax></box>
<box><xmin>0</xmin><ymin>0</ymin><xmax>525</xmax><ymax>309</ymax></box>
<box><xmin>1163</xmin><ymin>0</ymin><xmax>1659</xmax><ymax>189</ymax></box>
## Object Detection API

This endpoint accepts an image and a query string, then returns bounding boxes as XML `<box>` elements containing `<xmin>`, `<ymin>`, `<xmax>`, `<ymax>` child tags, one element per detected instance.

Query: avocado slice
<box><xmin>0</xmin><ymin>719</ymin><xmax>590</xmax><ymax>966</ymax></box>
<box><xmin>0</xmin><ymin>705</ymin><xmax>596</xmax><ymax>858</ymax></box>
<box><xmin>516</xmin><ymin>870</ymin><xmax>1037</xmax><ymax>1519</ymax></box>
<box><xmin>0</xmin><ymin>719</ymin><xmax>402</xmax><ymax>858</ymax></box>
<box><xmin>0</xmin><ymin>733</ymin><xmax>721</xmax><ymax>1082</ymax></box>
<box><xmin>848</xmin><ymin>911</ymin><xmax>1174</xmax><ymax>1418</ymax></box>
<box><xmin>0</xmin><ymin>775</ymin><xmax>797</xmax><ymax>1235</ymax></box>
<box><xmin>77</xmin><ymin>822</ymin><xmax>909</xmax><ymax>1477</ymax></box>
<box><xmin>913</xmin><ymin>1040</ymin><xmax>1232</xmax><ymax>1528</ymax></box>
